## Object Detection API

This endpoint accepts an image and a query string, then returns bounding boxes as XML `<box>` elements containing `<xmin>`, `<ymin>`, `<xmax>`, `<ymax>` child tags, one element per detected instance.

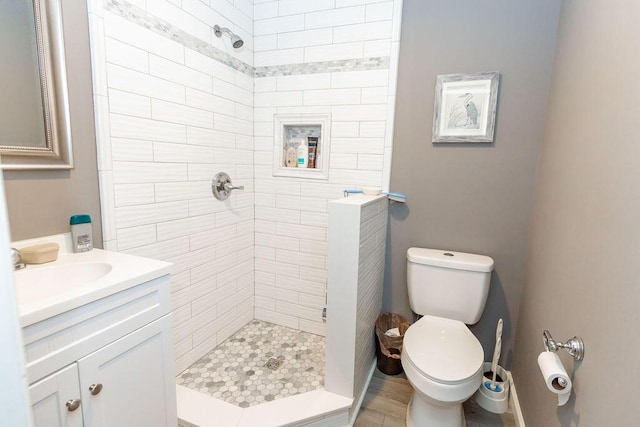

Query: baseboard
<box><xmin>508</xmin><ymin>371</ymin><xmax>526</xmax><ymax>427</ymax></box>
<box><xmin>347</xmin><ymin>361</ymin><xmax>376</xmax><ymax>426</ymax></box>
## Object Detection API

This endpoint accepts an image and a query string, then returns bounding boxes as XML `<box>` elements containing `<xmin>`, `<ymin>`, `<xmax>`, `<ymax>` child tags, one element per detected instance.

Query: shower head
<box><xmin>230</xmin><ymin>34</ymin><xmax>244</xmax><ymax>49</ymax></box>
<box><xmin>214</xmin><ymin>25</ymin><xmax>244</xmax><ymax>49</ymax></box>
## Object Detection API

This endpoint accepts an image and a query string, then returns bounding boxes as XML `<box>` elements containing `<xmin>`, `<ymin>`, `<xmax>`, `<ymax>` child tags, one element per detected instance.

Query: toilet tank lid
<box><xmin>407</xmin><ymin>248</ymin><xmax>494</xmax><ymax>272</ymax></box>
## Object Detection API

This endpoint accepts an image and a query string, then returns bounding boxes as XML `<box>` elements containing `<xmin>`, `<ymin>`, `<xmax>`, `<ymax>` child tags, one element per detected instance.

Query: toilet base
<box><xmin>406</xmin><ymin>392</ymin><xmax>465</xmax><ymax>427</ymax></box>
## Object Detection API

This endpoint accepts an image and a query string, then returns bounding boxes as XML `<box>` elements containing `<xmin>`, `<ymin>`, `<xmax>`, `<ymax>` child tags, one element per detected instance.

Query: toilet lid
<box><xmin>403</xmin><ymin>315</ymin><xmax>483</xmax><ymax>384</ymax></box>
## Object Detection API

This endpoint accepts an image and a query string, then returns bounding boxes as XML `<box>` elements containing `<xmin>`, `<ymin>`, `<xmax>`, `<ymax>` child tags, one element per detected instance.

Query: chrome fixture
<box><xmin>10</xmin><ymin>247</ymin><xmax>25</xmax><ymax>270</ymax></box>
<box><xmin>213</xmin><ymin>25</ymin><xmax>244</xmax><ymax>48</ymax></box>
<box><xmin>89</xmin><ymin>383</ymin><xmax>103</xmax><ymax>395</ymax></box>
<box><xmin>212</xmin><ymin>172</ymin><xmax>244</xmax><ymax>201</ymax></box>
<box><xmin>66</xmin><ymin>398</ymin><xmax>81</xmax><ymax>412</ymax></box>
<box><xmin>543</xmin><ymin>330</ymin><xmax>585</xmax><ymax>361</ymax></box>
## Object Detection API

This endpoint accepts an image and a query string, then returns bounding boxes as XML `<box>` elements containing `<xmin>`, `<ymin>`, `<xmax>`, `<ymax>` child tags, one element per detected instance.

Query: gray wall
<box><xmin>2</xmin><ymin>0</ymin><xmax>102</xmax><ymax>245</ymax></box>
<box><xmin>512</xmin><ymin>1</ymin><xmax>640</xmax><ymax>424</ymax></box>
<box><xmin>386</xmin><ymin>0</ymin><xmax>561</xmax><ymax>365</ymax></box>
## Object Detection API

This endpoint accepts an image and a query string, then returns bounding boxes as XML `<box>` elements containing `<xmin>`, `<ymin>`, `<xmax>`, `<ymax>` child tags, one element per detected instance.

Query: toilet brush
<box><xmin>476</xmin><ymin>318</ymin><xmax>509</xmax><ymax>413</ymax></box>
<box><xmin>488</xmin><ymin>318</ymin><xmax>503</xmax><ymax>391</ymax></box>
<box><xmin>489</xmin><ymin>338</ymin><xmax>502</xmax><ymax>391</ymax></box>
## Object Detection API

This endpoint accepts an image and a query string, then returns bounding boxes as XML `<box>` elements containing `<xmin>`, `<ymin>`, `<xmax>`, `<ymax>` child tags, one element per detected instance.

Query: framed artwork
<box><xmin>432</xmin><ymin>72</ymin><xmax>500</xmax><ymax>143</ymax></box>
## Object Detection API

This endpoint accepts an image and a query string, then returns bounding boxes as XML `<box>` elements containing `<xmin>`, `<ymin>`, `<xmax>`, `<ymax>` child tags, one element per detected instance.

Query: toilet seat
<box><xmin>403</xmin><ymin>315</ymin><xmax>483</xmax><ymax>385</ymax></box>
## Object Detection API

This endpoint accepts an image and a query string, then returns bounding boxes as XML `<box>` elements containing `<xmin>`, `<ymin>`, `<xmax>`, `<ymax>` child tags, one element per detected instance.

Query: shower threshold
<box><xmin>176</xmin><ymin>386</ymin><xmax>352</xmax><ymax>427</ymax></box>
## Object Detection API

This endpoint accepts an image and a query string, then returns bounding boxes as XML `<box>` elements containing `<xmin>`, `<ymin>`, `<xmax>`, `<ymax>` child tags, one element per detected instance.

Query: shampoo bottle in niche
<box><xmin>285</xmin><ymin>140</ymin><xmax>297</xmax><ymax>167</ymax></box>
<box><xmin>307</xmin><ymin>137</ymin><xmax>318</xmax><ymax>168</ymax></box>
<box><xmin>70</xmin><ymin>214</ymin><xmax>93</xmax><ymax>253</ymax></box>
<box><xmin>297</xmin><ymin>138</ymin><xmax>309</xmax><ymax>168</ymax></box>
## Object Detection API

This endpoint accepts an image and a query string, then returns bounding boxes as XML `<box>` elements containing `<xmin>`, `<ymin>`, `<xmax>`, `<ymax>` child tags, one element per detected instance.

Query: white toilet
<box><xmin>401</xmin><ymin>248</ymin><xmax>494</xmax><ymax>427</ymax></box>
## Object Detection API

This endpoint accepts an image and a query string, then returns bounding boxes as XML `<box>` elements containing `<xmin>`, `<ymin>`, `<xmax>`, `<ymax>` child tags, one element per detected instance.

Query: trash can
<box><xmin>375</xmin><ymin>313</ymin><xmax>410</xmax><ymax>375</ymax></box>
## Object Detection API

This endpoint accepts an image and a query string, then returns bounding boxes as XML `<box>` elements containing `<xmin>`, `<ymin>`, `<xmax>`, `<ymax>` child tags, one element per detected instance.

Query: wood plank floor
<box><xmin>354</xmin><ymin>370</ymin><xmax>517</xmax><ymax>427</ymax></box>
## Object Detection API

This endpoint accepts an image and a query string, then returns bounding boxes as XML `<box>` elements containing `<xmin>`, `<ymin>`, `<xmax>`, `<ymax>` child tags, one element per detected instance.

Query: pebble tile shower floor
<box><xmin>176</xmin><ymin>320</ymin><xmax>325</xmax><ymax>408</ymax></box>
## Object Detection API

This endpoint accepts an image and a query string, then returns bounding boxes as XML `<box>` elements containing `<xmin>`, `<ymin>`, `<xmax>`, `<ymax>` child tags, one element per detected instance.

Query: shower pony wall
<box><xmin>85</xmin><ymin>0</ymin><xmax>403</xmax><ymax>377</ymax></box>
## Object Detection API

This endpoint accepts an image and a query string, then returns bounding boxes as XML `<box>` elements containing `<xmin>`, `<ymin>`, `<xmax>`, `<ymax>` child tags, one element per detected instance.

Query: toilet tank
<box><xmin>407</xmin><ymin>248</ymin><xmax>494</xmax><ymax>324</ymax></box>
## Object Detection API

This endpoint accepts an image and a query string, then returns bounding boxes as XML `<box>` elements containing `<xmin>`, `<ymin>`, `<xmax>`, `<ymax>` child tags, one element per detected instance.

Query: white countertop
<box><xmin>13</xmin><ymin>234</ymin><xmax>172</xmax><ymax>327</ymax></box>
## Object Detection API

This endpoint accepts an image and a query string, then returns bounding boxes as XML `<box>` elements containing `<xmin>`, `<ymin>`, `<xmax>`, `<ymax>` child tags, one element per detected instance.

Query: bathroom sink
<box><xmin>14</xmin><ymin>262</ymin><xmax>113</xmax><ymax>305</ymax></box>
<box><xmin>12</xmin><ymin>233</ymin><xmax>173</xmax><ymax>327</ymax></box>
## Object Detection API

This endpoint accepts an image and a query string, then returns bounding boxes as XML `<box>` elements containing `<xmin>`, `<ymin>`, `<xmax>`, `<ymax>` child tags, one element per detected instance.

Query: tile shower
<box><xmin>85</xmin><ymin>0</ymin><xmax>403</xmax><ymax>421</ymax></box>
<box><xmin>177</xmin><ymin>320</ymin><xmax>324</xmax><ymax>408</ymax></box>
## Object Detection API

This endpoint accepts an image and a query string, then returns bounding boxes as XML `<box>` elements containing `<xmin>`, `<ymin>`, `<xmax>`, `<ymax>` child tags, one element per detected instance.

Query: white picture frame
<box><xmin>432</xmin><ymin>72</ymin><xmax>500</xmax><ymax>143</ymax></box>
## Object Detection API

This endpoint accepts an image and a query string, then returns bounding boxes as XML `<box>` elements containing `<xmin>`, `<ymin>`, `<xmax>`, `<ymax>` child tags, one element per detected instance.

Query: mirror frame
<box><xmin>0</xmin><ymin>0</ymin><xmax>73</xmax><ymax>170</ymax></box>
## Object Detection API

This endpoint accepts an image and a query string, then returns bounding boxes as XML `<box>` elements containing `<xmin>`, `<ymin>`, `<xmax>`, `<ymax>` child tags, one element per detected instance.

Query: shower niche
<box><xmin>273</xmin><ymin>113</ymin><xmax>331</xmax><ymax>180</ymax></box>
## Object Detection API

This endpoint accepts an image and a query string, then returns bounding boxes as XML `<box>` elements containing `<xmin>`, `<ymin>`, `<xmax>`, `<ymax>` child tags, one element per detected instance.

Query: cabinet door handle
<box><xmin>66</xmin><ymin>399</ymin><xmax>81</xmax><ymax>411</ymax></box>
<box><xmin>89</xmin><ymin>383</ymin><xmax>103</xmax><ymax>395</ymax></box>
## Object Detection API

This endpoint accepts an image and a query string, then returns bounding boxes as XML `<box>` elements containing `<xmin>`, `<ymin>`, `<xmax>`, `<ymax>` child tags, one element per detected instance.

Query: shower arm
<box><xmin>214</xmin><ymin>25</ymin><xmax>232</xmax><ymax>37</ymax></box>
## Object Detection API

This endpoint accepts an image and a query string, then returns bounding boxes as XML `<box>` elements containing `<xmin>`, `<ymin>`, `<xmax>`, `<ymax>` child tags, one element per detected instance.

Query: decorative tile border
<box><xmin>104</xmin><ymin>0</ymin><xmax>254</xmax><ymax>76</ymax></box>
<box><xmin>104</xmin><ymin>0</ymin><xmax>390</xmax><ymax>79</ymax></box>
<box><xmin>254</xmin><ymin>57</ymin><xmax>390</xmax><ymax>78</ymax></box>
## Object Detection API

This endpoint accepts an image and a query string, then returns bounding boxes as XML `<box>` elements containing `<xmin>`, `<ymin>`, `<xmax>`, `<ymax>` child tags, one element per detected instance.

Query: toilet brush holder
<box><xmin>474</xmin><ymin>362</ymin><xmax>509</xmax><ymax>414</ymax></box>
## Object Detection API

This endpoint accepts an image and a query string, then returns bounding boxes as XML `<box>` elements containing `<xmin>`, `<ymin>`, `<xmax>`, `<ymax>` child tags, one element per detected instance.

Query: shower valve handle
<box><xmin>212</xmin><ymin>172</ymin><xmax>244</xmax><ymax>201</ymax></box>
<box><xmin>223</xmin><ymin>182</ymin><xmax>244</xmax><ymax>192</ymax></box>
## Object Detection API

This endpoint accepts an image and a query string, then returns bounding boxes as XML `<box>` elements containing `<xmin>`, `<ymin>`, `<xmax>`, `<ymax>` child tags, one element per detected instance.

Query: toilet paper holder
<box><xmin>543</xmin><ymin>330</ymin><xmax>584</xmax><ymax>361</ymax></box>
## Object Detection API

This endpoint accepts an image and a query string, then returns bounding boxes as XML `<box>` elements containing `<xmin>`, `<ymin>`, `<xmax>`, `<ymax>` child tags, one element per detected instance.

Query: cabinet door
<box><xmin>78</xmin><ymin>315</ymin><xmax>177</xmax><ymax>427</ymax></box>
<box><xmin>29</xmin><ymin>364</ymin><xmax>83</xmax><ymax>427</ymax></box>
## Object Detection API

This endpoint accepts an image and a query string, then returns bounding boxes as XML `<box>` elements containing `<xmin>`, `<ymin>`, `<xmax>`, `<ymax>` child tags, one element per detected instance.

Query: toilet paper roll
<box><xmin>537</xmin><ymin>351</ymin><xmax>572</xmax><ymax>406</ymax></box>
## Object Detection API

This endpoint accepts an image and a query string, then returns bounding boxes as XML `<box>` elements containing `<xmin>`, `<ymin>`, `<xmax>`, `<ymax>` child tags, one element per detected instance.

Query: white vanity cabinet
<box><xmin>77</xmin><ymin>315</ymin><xmax>174</xmax><ymax>426</ymax></box>
<box><xmin>22</xmin><ymin>274</ymin><xmax>176</xmax><ymax>427</ymax></box>
<box><xmin>29</xmin><ymin>364</ymin><xmax>83</xmax><ymax>427</ymax></box>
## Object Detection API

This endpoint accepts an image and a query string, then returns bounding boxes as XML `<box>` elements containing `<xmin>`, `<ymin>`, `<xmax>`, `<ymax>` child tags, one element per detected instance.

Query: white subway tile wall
<box><xmin>353</xmin><ymin>198</ymin><xmax>388</xmax><ymax>410</ymax></box>
<box><xmin>89</xmin><ymin>0</ymin><xmax>256</xmax><ymax>374</ymax></box>
<box><xmin>88</xmin><ymin>0</ymin><xmax>402</xmax><ymax>371</ymax></box>
<box><xmin>324</xmin><ymin>196</ymin><xmax>388</xmax><ymax>404</ymax></box>
<box><xmin>253</xmin><ymin>0</ymin><xmax>401</xmax><ymax>335</ymax></box>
